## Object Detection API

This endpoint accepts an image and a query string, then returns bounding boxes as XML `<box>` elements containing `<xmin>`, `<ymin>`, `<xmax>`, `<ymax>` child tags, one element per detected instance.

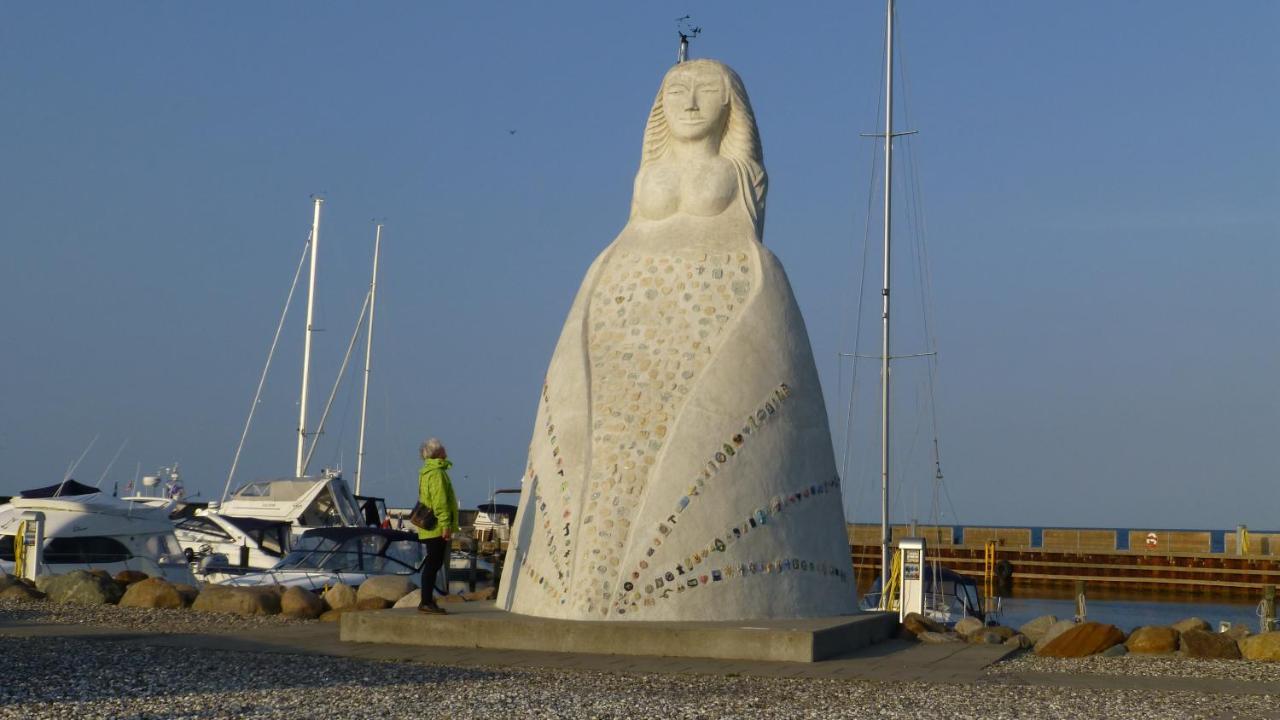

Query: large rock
<box><xmin>319</xmin><ymin>608</ymin><xmax>348</xmax><ymax>622</ymax></box>
<box><xmin>970</xmin><ymin>625</ymin><xmax>1015</xmax><ymax>644</ymax></box>
<box><xmin>173</xmin><ymin>584</ymin><xmax>200</xmax><ymax>607</ymax></box>
<box><xmin>917</xmin><ymin>631</ymin><xmax>962</xmax><ymax>644</ymax></box>
<box><xmin>0</xmin><ymin>583</ymin><xmax>46</xmax><ymax>602</ymax></box>
<box><xmin>113</xmin><ymin>570</ymin><xmax>149</xmax><ymax>587</ymax></box>
<box><xmin>1019</xmin><ymin>615</ymin><xmax>1059</xmax><ymax>644</ymax></box>
<box><xmin>1180</xmin><ymin>629</ymin><xmax>1242</xmax><ymax>659</ymax></box>
<box><xmin>191</xmin><ymin>586</ymin><xmax>282</xmax><ymax>616</ymax></box>
<box><xmin>1003</xmin><ymin>633</ymin><xmax>1033</xmax><ymax>650</ymax></box>
<box><xmin>1037</xmin><ymin>622</ymin><xmax>1126</xmax><ymax>658</ymax></box>
<box><xmin>463</xmin><ymin>586</ymin><xmax>497</xmax><ymax>602</ymax></box>
<box><xmin>1222</xmin><ymin>624</ymin><xmax>1252</xmax><ymax>642</ymax></box>
<box><xmin>356</xmin><ymin>597</ymin><xmax>393</xmax><ymax>611</ymax></box>
<box><xmin>971</xmin><ymin>629</ymin><xmax>1007</xmax><ymax>645</ymax></box>
<box><xmin>1240</xmin><ymin>632</ymin><xmax>1280</xmax><ymax>661</ymax></box>
<box><xmin>393</xmin><ymin>589</ymin><xmax>423</xmax><ymax>609</ymax></box>
<box><xmin>356</xmin><ymin>576</ymin><xmax>416</xmax><ymax>605</ymax></box>
<box><xmin>1125</xmin><ymin>626</ymin><xmax>1178</xmax><ymax>654</ymax></box>
<box><xmin>1171</xmin><ymin>617</ymin><xmax>1211</xmax><ymax>634</ymax></box>
<box><xmin>1032</xmin><ymin>619</ymin><xmax>1078</xmax><ymax>653</ymax></box>
<box><xmin>322</xmin><ymin>583</ymin><xmax>358</xmax><ymax>612</ymax></box>
<box><xmin>902</xmin><ymin>612</ymin><xmax>946</xmax><ymax>637</ymax></box>
<box><xmin>119</xmin><ymin>577</ymin><xmax>184</xmax><ymax>609</ymax></box>
<box><xmin>953</xmin><ymin>616</ymin><xmax>984</xmax><ymax>639</ymax></box>
<box><xmin>37</xmin><ymin>571</ymin><xmax>123</xmax><ymax>605</ymax></box>
<box><xmin>280</xmin><ymin>587</ymin><xmax>324</xmax><ymax>620</ymax></box>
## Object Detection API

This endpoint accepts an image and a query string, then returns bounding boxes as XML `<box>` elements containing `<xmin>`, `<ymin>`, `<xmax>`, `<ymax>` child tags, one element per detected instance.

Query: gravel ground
<box><xmin>1</xmin><ymin>636</ymin><xmax>1277</xmax><ymax>720</ymax></box>
<box><xmin>0</xmin><ymin>597</ymin><xmax>312</xmax><ymax>634</ymax></box>
<box><xmin>4</xmin><ymin>601</ymin><xmax>1277</xmax><ymax>718</ymax></box>
<box><xmin>989</xmin><ymin>651</ymin><xmax>1280</xmax><ymax>684</ymax></box>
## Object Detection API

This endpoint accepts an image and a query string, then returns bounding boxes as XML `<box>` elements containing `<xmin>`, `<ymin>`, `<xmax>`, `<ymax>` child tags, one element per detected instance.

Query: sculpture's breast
<box><xmin>680</xmin><ymin>158</ymin><xmax>737</xmax><ymax>217</ymax></box>
<box><xmin>634</xmin><ymin>159</ymin><xmax>737</xmax><ymax>221</ymax></box>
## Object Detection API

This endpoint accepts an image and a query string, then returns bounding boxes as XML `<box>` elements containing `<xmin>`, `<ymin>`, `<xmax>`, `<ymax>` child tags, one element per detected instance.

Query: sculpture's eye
<box><xmin>666</xmin><ymin>84</ymin><xmax>688</xmax><ymax>95</ymax></box>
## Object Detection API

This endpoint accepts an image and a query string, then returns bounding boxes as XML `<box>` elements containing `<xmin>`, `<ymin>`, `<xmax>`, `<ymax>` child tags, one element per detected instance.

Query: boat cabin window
<box><xmin>44</xmin><ymin>536</ymin><xmax>131</xmax><ymax>564</ymax></box>
<box><xmin>0</xmin><ymin>535</ymin><xmax>13</xmax><ymax>562</ymax></box>
<box><xmin>143</xmin><ymin>533</ymin><xmax>183</xmax><ymax>558</ymax></box>
<box><xmin>276</xmin><ymin>532</ymin><xmax>420</xmax><ymax>574</ymax></box>
<box><xmin>235</xmin><ymin>481</ymin><xmax>273</xmax><ymax>498</ymax></box>
<box><xmin>257</xmin><ymin>526</ymin><xmax>288</xmax><ymax>557</ymax></box>
<box><xmin>299</xmin><ymin>490</ymin><xmax>344</xmax><ymax>527</ymax></box>
<box><xmin>175</xmin><ymin>517</ymin><xmax>233</xmax><ymax>543</ymax></box>
<box><xmin>329</xmin><ymin>478</ymin><xmax>361</xmax><ymax>526</ymax></box>
<box><xmin>279</xmin><ymin>535</ymin><xmax>341</xmax><ymax>567</ymax></box>
<box><xmin>384</xmin><ymin>539</ymin><xmax>425</xmax><ymax>570</ymax></box>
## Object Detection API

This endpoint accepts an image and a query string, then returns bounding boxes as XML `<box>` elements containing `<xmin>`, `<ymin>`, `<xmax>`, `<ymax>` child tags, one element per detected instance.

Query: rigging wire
<box><xmin>95</xmin><ymin>438</ymin><xmax>130</xmax><ymax>488</ymax></box>
<box><xmin>303</xmin><ymin>289</ymin><xmax>371</xmax><ymax>474</ymax></box>
<box><xmin>325</xmin><ymin>320</ymin><xmax>366</xmax><ymax>473</ymax></box>
<box><xmin>222</xmin><ymin>235</ymin><xmax>311</xmax><ymax>504</ymax></box>
<box><xmin>839</xmin><ymin>19</ymin><xmax>889</xmax><ymax>523</ymax></box>
<box><xmin>895</xmin><ymin>14</ymin><xmax>962</xmax><ymax>532</ymax></box>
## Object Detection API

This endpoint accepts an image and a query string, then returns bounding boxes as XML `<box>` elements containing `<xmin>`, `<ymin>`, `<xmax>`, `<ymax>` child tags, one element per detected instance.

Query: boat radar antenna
<box><xmin>675</xmin><ymin>15</ymin><xmax>701</xmax><ymax>63</ymax></box>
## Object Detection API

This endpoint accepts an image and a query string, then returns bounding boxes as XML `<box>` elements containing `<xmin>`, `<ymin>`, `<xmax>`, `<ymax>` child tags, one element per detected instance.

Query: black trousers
<box><xmin>420</xmin><ymin>536</ymin><xmax>447</xmax><ymax>606</ymax></box>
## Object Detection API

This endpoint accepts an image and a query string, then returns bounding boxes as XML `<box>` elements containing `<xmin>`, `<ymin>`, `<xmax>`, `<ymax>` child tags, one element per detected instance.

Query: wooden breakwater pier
<box><xmin>848</xmin><ymin>523</ymin><xmax>1280</xmax><ymax>598</ymax></box>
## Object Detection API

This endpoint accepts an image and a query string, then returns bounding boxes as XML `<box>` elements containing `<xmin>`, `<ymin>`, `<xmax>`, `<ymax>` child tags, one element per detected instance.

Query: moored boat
<box><xmin>0</xmin><ymin>480</ymin><xmax>194</xmax><ymax>584</ymax></box>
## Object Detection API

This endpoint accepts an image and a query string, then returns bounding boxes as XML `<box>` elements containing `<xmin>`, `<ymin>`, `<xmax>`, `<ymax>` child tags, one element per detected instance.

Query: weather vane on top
<box><xmin>676</xmin><ymin>15</ymin><xmax>701</xmax><ymax>63</ymax></box>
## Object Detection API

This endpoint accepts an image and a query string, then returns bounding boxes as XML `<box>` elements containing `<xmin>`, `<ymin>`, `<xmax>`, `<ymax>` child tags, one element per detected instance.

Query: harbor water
<box><xmin>994</xmin><ymin>593</ymin><xmax>1266</xmax><ymax>633</ymax></box>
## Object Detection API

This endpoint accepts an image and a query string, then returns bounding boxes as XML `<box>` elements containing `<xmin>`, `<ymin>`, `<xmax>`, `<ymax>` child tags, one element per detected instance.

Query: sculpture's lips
<box><xmin>677</xmin><ymin>116</ymin><xmax>706</xmax><ymax>124</ymax></box>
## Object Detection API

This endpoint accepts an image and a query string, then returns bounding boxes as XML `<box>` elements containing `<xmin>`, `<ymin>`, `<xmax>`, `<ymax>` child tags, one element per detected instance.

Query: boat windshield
<box><xmin>275</xmin><ymin>533</ymin><xmax>423</xmax><ymax>574</ymax></box>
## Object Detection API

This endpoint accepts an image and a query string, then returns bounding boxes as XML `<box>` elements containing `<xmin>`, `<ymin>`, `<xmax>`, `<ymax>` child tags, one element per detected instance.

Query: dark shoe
<box><xmin>417</xmin><ymin>604</ymin><xmax>447</xmax><ymax>615</ymax></box>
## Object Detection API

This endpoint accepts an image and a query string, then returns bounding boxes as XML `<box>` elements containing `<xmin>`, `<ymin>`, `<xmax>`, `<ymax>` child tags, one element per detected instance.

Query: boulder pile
<box><xmin>2</xmin><ymin>570</ymin><xmax>499</xmax><ymax>621</ymax></box>
<box><xmin>902</xmin><ymin>612</ymin><xmax>1278</xmax><ymax>662</ymax></box>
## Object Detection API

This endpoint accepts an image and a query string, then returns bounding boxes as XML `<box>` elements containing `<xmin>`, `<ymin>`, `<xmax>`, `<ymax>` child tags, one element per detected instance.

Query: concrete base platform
<box><xmin>339</xmin><ymin>602</ymin><xmax>898</xmax><ymax>663</ymax></box>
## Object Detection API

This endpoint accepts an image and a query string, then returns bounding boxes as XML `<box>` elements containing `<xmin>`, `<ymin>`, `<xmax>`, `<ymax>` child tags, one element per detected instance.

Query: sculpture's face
<box><xmin>662</xmin><ymin>64</ymin><xmax>729</xmax><ymax>142</ymax></box>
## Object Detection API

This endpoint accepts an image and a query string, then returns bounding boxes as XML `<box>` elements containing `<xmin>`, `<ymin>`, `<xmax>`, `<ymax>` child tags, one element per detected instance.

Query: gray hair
<box><xmin>420</xmin><ymin>438</ymin><xmax>447</xmax><ymax>460</ymax></box>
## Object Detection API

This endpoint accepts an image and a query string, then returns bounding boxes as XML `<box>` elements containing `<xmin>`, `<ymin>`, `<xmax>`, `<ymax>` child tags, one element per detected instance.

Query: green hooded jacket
<box><xmin>417</xmin><ymin>457</ymin><xmax>459</xmax><ymax>540</ymax></box>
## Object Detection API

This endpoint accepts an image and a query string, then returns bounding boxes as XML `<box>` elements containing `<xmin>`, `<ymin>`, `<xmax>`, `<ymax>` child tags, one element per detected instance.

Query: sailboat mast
<box><xmin>355</xmin><ymin>223</ymin><xmax>382</xmax><ymax>495</ymax></box>
<box><xmin>296</xmin><ymin>196</ymin><xmax>323</xmax><ymax>477</ymax></box>
<box><xmin>879</xmin><ymin>0</ymin><xmax>895</xmax><ymax>589</ymax></box>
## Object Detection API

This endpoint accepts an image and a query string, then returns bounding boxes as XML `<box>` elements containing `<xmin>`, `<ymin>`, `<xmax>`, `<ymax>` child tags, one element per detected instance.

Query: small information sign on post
<box><xmin>898</xmin><ymin>537</ymin><xmax>926</xmax><ymax>621</ymax></box>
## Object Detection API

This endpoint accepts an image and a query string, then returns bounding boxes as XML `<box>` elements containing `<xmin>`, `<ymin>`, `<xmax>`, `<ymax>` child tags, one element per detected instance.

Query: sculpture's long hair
<box><xmin>630</xmin><ymin>59</ymin><xmax>768</xmax><ymax>239</ymax></box>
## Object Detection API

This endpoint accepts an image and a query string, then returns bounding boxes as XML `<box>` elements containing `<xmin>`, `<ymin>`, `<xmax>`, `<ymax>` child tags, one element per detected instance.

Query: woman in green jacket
<box><xmin>417</xmin><ymin>437</ymin><xmax>459</xmax><ymax>613</ymax></box>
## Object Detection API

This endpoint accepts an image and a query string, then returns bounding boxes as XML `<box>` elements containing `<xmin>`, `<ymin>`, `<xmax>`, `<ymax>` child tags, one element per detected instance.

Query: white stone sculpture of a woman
<box><xmin>499</xmin><ymin>59</ymin><xmax>856</xmax><ymax>621</ymax></box>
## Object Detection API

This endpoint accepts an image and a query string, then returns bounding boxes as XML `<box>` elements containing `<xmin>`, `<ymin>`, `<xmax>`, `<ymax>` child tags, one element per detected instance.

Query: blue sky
<box><xmin>0</xmin><ymin>2</ymin><xmax>1275</xmax><ymax>531</ymax></box>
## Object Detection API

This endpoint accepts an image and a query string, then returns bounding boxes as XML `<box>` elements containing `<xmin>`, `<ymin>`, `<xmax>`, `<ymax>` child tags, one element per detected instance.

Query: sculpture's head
<box><xmin>635</xmin><ymin>59</ymin><xmax>768</xmax><ymax>236</ymax></box>
<box><xmin>661</xmin><ymin>61</ymin><xmax>732</xmax><ymax>143</ymax></box>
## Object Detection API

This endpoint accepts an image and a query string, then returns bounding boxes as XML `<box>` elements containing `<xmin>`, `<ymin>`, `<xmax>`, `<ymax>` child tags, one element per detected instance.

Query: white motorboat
<box><xmin>173</xmin><ymin>510</ymin><xmax>292</xmax><ymax>583</ymax></box>
<box><xmin>223</xmin><ymin>526</ymin><xmax>495</xmax><ymax>595</ymax></box>
<box><xmin>217</xmin><ymin>472</ymin><xmax>365</xmax><ymax>542</ymax></box>
<box><xmin>0</xmin><ymin>480</ymin><xmax>195</xmax><ymax>585</ymax></box>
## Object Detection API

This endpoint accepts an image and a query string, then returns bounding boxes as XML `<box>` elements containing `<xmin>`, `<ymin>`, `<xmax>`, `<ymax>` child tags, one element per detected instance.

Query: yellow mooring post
<box><xmin>879</xmin><ymin>549</ymin><xmax>903</xmax><ymax>612</ymax></box>
<box><xmin>12</xmin><ymin>521</ymin><xmax>27</xmax><ymax>580</ymax></box>
<box><xmin>983</xmin><ymin>540</ymin><xmax>997</xmax><ymax>613</ymax></box>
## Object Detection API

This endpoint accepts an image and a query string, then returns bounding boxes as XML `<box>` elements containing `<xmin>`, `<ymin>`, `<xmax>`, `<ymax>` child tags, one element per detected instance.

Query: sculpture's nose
<box><xmin>684</xmin><ymin>92</ymin><xmax>700</xmax><ymax>112</ymax></box>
